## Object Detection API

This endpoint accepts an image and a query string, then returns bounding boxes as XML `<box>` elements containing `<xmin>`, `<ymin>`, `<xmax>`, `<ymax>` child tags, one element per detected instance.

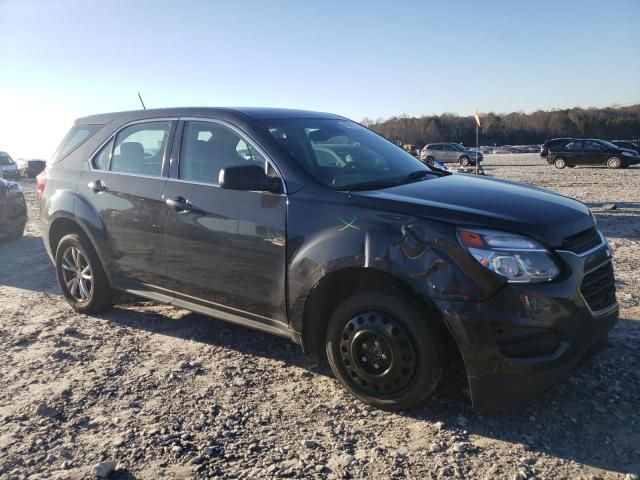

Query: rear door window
<box><xmin>92</xmin><ymin>139</ymin><xmax>114</xmax><ymax>170</ymax></box>
<box><xmin>110</xmin><ymin>122</ymin><xmax>172</xmax><ymax>176</ymax></box>
<box><xmin>52</xmin><ymin>125</ymin><xmax>103</xmax><ymax>163</ymax></box>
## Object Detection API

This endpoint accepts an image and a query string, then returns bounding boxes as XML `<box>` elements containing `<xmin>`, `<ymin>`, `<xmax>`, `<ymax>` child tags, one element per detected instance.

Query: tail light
<box><xmin>36</xmin><ymin>170</ymin><xmax>47</xmax><ymax>199</ymax></box>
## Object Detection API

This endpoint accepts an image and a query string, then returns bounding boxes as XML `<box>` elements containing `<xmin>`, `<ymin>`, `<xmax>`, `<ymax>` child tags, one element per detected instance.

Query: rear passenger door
<box><xmin>162</xmin><ymin>119</ymin><xmax>288</xmax><ymax>327</ymax></box>
<box><xmin>440</xmin><ymin>144</ymin><xmax>455</xmax><ymax>163</ymax></box>
<box><xmin>80</xmin><ymin>119</ymin><xmax>177</xmax><ymax>295</ymax></box>
<box><xmin>430</xmin><ymin>144</ymin><xmax>443</xmax><ymax>162</ymax></box>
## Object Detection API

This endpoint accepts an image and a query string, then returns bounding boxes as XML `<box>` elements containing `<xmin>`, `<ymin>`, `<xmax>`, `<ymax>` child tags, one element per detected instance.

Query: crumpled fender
<box><xmin>286</xmin><ymin>199</ymin><xmax>504</xmax><ymax>335</ymax></box>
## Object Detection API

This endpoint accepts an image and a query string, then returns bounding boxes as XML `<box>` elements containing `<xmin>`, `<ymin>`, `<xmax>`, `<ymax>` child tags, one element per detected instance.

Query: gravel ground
<box><xmin>0</xmin><ymin>154</ymin><xmax>639</xmax><ymax>480</ymax></box>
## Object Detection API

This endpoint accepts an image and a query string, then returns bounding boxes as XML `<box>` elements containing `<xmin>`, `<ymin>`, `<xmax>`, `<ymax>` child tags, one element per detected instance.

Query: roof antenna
<box><xmin>137</xmin><ymin>92</ymin><xmax>146</xmax><ymax>110</ymax></box>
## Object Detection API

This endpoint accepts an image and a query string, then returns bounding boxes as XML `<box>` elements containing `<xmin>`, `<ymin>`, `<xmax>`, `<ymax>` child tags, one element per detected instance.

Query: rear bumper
<box><xmin>0</xmin><ymin>194</ymin><xmax>27</xmax><ymax>236</ymax></box>
<box><xmin>0</xmin><ymin>172</ymin><xmax>21</xmax><ymax>181</ymax></box>
<box><xmin>434</xmin><ymin>245</ymin><xmax>618</xmax><ymax>412</ymax></box>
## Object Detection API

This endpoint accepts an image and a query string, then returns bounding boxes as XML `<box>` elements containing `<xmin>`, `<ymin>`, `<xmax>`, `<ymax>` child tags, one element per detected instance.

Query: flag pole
<box><xmin>474</xmin><ymin>107</ymin><xmax>479</xmax><ymax>175</ymax></box>
<box><xmin>475</xmin><ymin>122</ymin><xmax>478</xmax><ymax>174</ymax></box>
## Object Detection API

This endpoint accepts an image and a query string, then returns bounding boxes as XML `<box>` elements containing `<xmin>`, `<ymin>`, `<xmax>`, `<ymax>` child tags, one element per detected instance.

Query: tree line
<box><xmin>361</xmin><ymin>104</ymin><xmax>640</xmax><ymax>147</ymax></box>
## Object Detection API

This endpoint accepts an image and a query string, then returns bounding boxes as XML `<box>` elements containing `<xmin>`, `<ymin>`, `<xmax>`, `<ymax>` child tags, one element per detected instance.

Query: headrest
<box><xmin>209</xmin><ymin>128</ymin><xmax>239</xmax><ymax>148</ymax></box>
<box><xmin>120</xmin><ymin>142</ymin><xmax>144</xmax><ymax>160</ymax></box>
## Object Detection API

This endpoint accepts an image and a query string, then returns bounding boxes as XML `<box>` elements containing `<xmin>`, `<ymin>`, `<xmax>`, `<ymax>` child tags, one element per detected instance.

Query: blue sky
<box><xmin>1</xmin><ymin>0</ymin><xmax>639</xmax><ymax>158</ymax></box>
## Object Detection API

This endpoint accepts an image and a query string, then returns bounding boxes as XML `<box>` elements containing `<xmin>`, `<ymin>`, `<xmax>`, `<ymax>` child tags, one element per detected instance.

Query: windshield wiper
<box><xmin>338</xmin><ymin>181</ymin><xmax>400</xmax><ymax>191</ymax></box>
<box><xmin>405</xmin><ymin>170</ymin><xmax>431</xmax><ymax>180</ymax></box>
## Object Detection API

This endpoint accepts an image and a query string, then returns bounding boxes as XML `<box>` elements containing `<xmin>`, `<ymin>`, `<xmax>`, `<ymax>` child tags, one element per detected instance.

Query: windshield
<box><xmin>0</xmin><ymin>153</ymin><xmax>15</xmax><ymax>166</ymax></box>
<box><xmin>259</xmin><ymin>119</ymin><xmax>432</xmax><ymax>189</ymax></box>
<box><xmin>599</xmin><ymin>140</ymin><xmax>621</xmax><ymax>149</ymax></box>
<box><xmin>451</xmin><ymin>143</ymin><xmax>466</xmax><ymax>151</ymax></box>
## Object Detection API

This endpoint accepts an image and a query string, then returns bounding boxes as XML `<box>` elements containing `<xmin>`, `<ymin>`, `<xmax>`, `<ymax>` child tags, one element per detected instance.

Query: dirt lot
<box><xmin>1</xmin><ymin>154</ymin><xmax>639</xmax><ymax>480</ymax></box>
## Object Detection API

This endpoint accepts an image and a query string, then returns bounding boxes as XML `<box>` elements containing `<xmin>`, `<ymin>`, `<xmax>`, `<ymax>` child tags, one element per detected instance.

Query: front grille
<box><xmin>562</xmin><ymin>227</ymin><xmax>601</xmax><ymax>254</ymax></box>
<box><xmin>580</xmin><ymin>262</ymin><xmax>616</xmax><ymax>313</ymax></box>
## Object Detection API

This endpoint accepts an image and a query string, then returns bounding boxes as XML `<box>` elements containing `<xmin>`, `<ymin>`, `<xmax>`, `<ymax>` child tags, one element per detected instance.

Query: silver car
<box><xmin>0</xmin><ymin>152</ymin><xmax>21</xmax><ymax>180</ymax></box>
<box><xmin>420</xmin><ymin>143</ymin><xmax>483</xmax><ymax>167</ymax></box>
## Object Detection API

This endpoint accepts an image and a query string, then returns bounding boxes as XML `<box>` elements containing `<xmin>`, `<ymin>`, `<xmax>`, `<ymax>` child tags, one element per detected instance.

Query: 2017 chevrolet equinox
<box><xmin>39</xmin><ymin>108</ymin><xmax>618</xmax><ymax>411</ymax></box>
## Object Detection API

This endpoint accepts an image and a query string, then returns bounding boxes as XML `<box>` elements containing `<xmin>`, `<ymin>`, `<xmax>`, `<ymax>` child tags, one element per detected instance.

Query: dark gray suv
<box><xmin>39</xmin><ymin>107</ymin><xmax>617</xmax><ymax>412</ymax></box>
<box><xmin>420</xmin><ymin>143</ymin><xmax>482</xmax><ymax>167</ymax></box>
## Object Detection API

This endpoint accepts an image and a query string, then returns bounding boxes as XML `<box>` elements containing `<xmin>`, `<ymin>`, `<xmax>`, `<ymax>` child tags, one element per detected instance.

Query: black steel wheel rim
<box><xmin>338</xmin><ymin>311</ymin><xmax>418</xmax><ymax>396</ymax></box>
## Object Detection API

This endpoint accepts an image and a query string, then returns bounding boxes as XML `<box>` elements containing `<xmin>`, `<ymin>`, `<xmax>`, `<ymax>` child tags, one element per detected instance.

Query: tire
<box><xmin>459</xmin><ymin>156</ymin><xmax>470</xmax><ymax>167</ymax></box>
<box><xmin>55</xmin><ymin>233</ymin><xmax>113</xmax><ymax>314</ymax></box>
<box><xmin>607</xmin><ymin>156</ymin><xmax>622</xmax><ymax>169</ymax></box>
<box><xmin>554</xmin><ymin>157</ymin><xmax>566</xmax><ymax>169</ymax></box>
<box><xmin>425</xmin><ymin>156</ymin><xmax>435</xmax><ymax>167</ymax></box>
<box><xmin>9</xmin><ymin>225</ymin><xmax>25</xmax><ymax>241</ymax></box>
<box><xmin>326</xmin><ymin>291</ymin><xmax>444</xmax><ymax>410</ymax></box>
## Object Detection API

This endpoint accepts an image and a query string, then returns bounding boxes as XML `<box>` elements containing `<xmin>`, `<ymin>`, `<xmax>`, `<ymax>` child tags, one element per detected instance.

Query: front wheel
<box><xmin>459</xmin><ymin>156</ymin><xmax>470</xmax><ymax>167</ymax></box>
<box><xmin>554</xmin><ymin>157</ymin><xmax>566</xmax><ymax>169</ymax></box>
<box><xmin>326</xmin><ymin>292</ymin><xmax>444</xmax><ymax>410</ymax></box>
<box><xmin>607</xmin><ymin>156</ymin><xmax>622</xmax><ymax>169</ymax></box>
<box><xmin>55</xmin><ymin>234</ymin><xmax>113</xmax><ymax>314</ymax></box>
<box><xmin>425</xmin><ymin>156</ymin><xmax>435</xmax><ymax>167</ymax></box>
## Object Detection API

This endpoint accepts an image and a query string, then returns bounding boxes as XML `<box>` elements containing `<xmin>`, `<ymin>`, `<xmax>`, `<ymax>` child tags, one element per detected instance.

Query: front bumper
<box><xmin>434</xmin><ymin>244</ymin><xmax>618</xmax><ymax>412</ymax></box>
<box><xmin>622</xmin><ymin>156</ymin><xmax>640</xmax><ymax>166</ymax></box>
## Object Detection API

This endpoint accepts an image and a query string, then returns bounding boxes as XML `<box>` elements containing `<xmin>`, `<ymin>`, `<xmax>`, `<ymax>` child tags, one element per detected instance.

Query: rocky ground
<box><xmin>0</xmin><ymin>154</ymin><xmax>639</xmax><ymax>479</ymax></box>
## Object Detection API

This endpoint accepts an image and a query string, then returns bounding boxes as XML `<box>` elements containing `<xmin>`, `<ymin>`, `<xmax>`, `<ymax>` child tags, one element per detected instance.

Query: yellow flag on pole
<box><xmin>474</xmin><ymin>108</ymin><xmax>481</xmax><ymax>128</ymax></box>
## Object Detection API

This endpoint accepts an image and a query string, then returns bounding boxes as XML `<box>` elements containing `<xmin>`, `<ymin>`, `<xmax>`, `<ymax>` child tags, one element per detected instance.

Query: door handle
<box><xmin>166</xmin><ymin>196</ymin><xmax>192</xmax><ymax>212</ymax></box>
<box><xmin>88</xmin><ymin>179</ymin><xmax>108</xmax><ymax>193</ymax></box>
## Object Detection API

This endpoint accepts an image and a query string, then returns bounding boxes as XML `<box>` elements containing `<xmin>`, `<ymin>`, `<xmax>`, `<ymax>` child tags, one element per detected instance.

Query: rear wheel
<box><xmin>554</xmin><ymin>157</ymin><xmax>566</xmax><ymax>169</ymax></box>
<box><xmin>326</xmin><ymin>291</ymin><xmax>444</xmax><ymax>410</ymax></box>
<box><xmin>55</xmin><ymin>234</ymin><xmax>113</xmax><ymax>314</ymax></box>
<box><xmin>425</xmin><ymin>156</ymin><xmax>435</xmax><ymax>167</ymax></box>
<box><xmin>459</xmin><ymin>156</ymin><xmax>470</xmax><ymax>167</ymax></box>
<box><xmin>607</xmin><ymin>156</ymin><xmax>622</xmax><ymax>169</ymax></box>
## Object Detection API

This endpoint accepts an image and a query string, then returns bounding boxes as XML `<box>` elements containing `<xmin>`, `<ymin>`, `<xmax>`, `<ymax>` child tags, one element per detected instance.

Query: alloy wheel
<box><xmin>61</xmin><ymin>247</ymin><xmax>93</xmax><ymax>302</ymax></box>
<box><xmin>607</xmin><ymin>157</ymin><xmax>621</xmax><ymax>169</ymax></box>
<box><xmin>338</xmin><ymin>310</ymin><xmax>418</xmax><ymax>396</ymax></box>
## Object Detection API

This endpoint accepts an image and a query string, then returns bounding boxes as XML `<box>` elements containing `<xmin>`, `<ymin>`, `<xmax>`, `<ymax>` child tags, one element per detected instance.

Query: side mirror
<box><xmin>219</xmin><ymin>165</ymin><xmax>283</xmax><ymax>193</ymax></box>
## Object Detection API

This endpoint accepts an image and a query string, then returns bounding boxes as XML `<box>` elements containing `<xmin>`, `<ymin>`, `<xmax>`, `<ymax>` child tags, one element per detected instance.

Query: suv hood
<box><xmin>349</xmin><ymin>174</ymin><xmax>593</xmax><ymax>247</ymax></box>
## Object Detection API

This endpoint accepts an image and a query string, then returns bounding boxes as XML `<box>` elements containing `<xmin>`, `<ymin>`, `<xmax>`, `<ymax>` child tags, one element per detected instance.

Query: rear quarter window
<box><xmin>52</xmin><ymin>124</ymin><xmax>103</xmax><ymax>164</ymax></box>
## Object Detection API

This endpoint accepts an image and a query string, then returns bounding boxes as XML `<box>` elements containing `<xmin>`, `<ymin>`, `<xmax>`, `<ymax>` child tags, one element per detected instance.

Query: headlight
<box><xmin>7</xmin><ymin>182</ymin><xmax>22</xmax><ymax>194</ymax></box>
<box><xmin>622</xmin><ymin>151</ymin><xmax>637</xmax><ymax>157</ymax></box>
<box><xmin>457</xmin><ymin>228</ymin><xmax>560</xmax><ymax>283</ymax></box>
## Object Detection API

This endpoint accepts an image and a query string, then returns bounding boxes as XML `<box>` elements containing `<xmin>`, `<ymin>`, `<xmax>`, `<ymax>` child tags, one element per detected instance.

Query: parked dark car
<box><xmin>40</xmin><ymin>108</ymin><xmax>618</xmax><ymax>412</ymax></box>
<box><xmin>610</xmin><ymin>140</ymin><xmax>640</xmax><ymax>155</ymax></box>
<box><xmin>0</xmin><ymin>151</ymin><xmax>21</xmax><ymax>180</ymax></box>
<box><xmin>0</xmin><ymin>177</ymin><xmax>27</xmax><ymax>241</ymax></box>
<box><xmin>16</xmin><ymin>158</ymin><xmax>47</xmax><ymax>178</ymax></box>
<box><xmin>540</xmin><ymin>138</ymin><xmax>572</xmax><ymax>160</ymax></box>
<box><xmin>547</xmin><ymin>139</ymin><xmax>640</xmax><ymax>169</ymax></box>
<box><xmin>420</xmin><ymin>143</ymin><xmax>482</xmax><ymax>166</ymax></box>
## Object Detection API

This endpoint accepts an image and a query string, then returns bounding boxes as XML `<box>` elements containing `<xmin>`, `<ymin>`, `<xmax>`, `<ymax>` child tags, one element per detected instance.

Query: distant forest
<box><xmin>362</xmin><ymin>104</ymin><xmax>640</xmax><ymax>147</ymax></box>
